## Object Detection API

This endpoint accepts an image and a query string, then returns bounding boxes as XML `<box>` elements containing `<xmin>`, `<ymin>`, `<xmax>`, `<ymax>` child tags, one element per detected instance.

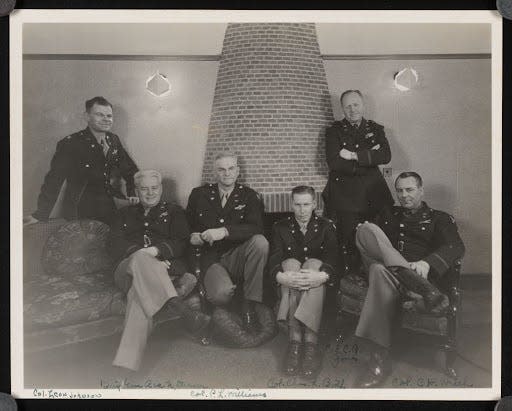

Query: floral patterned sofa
<box><xmin>23</xmin><ymin>219</ymin><xmax>200</xmax><ymax>353</ymax></box>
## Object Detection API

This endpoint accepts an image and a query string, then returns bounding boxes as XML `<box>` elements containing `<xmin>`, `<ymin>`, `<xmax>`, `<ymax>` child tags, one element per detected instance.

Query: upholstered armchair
<box><xmin>336</xmin><ymin>244</ymin><xmax>462</xmax><ymax>378</ymax></box>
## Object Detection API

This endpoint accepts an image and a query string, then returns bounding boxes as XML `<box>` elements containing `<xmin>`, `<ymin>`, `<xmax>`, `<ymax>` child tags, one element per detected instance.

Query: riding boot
<box><xmin>389</xmin><ymin>266</ymin><xmax>449</xmax><ymax>315</ymax></box>
<box><xmin>167</xmin><ymin>296</ymin><xmax>211</xmax><ymax>335</ymax></box>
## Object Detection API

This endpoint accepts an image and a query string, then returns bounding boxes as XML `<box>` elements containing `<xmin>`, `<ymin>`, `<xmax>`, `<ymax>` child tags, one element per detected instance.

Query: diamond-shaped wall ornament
<box><xmin>394</xmin><ymin>67</ymin><xmax>419</xmax><ymax>92</ymax></box>
<box><xmin>146</xmin><ymin>71</ymin><xmax>171</xmax><ymax>97</ymax></box>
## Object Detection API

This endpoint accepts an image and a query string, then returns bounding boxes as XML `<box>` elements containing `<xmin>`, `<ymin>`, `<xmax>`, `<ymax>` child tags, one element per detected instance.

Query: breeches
<box><xmin>203</xmin><ymin>234</ymin><xmax>268</xmax><ymax>306</ymax></box>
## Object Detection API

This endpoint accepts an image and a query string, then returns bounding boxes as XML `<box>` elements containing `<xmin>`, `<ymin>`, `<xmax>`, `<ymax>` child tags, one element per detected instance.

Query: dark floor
<box><xmin>24</xmin><ymin>286</ymin><xmax>492</xmax><ymax>390</ymax></box>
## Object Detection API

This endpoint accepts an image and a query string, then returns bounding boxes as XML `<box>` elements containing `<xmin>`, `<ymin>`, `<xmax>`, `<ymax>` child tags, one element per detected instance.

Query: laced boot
<box><xmin>302</xmin><ymin>342</ymin><xmax>321</xmax><ymax>379</ymax></box>
<box><xmin>284</xmin><ymin>341</ymin><xmax>303</xmax><ymax>376</ymax></box>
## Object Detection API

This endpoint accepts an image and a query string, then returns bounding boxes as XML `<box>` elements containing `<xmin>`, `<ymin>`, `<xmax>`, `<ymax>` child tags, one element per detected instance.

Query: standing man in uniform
<box><xmin>352</xmin><ymin>172</ymin><xmax>465</xmax><ymax>387</ymax></box>
<box><xmin>323</xmin><ymin>90</ymin><xmax>393</xmax><ymax>274</ymax></box>
<box><xmin>24</xmin><ymin>96</ymin><xmax>139</xmax><ymax>226</ymax></box>
<box><xmin>110</xmin><ymin>170</ymin><xmax>210</xmax><ymax>371</ymax></box>
<box><xmin>268</xmin><ymin>186</ymin><xmax>338</xmax><ymax>378</ymax></box>
<box><xmin>186</xmin><ymin>152</ymin><xmax>268</xmax><ymax>331</ymax></box>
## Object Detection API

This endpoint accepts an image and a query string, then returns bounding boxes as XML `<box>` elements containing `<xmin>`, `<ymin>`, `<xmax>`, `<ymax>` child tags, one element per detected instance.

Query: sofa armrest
<box><xmin>23</xmin><ymin>219</ymin><xmax>67</xmax><ymax>279</ymax></box>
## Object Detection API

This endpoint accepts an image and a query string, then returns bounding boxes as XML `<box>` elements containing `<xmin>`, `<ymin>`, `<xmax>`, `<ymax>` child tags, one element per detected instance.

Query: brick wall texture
<box><xmin>202</xmin><ymin>23</ymin><xmax>334</xmax><ymax>212</ymax></box>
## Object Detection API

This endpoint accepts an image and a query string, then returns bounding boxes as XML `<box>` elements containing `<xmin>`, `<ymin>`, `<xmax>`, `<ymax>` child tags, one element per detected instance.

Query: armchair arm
<box><xmin>444</xmin><ymin>258</ymin><xmax>462</xmax><ymax>351</ymax></box>
<box><xmin>189</xmin><ymin>245</ymin><xmax>211</xmax><ymax>346</ymax></box>
<box><xmin>191</xmin><ymin>245</ymin><xmax>207</xmax><ymax>303</ymax></box>
<box><xmin>445</xmin><ymin>259</ymin><xmax>462</xmax><ymax>317</ymax></box>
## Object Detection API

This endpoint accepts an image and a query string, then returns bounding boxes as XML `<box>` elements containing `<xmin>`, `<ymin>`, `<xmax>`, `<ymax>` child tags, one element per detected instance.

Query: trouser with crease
<box><xmin>112</xmin><ymin>249</ymin><xmax>195</xmax><ymax>371</ymax></box>
<box><xmin>203</xmin><ymin>234</ymin><xmax>268</xmax><ymax>306</ymax></box>
<box><xmin>354</xmin><ymin>222</ymin><xmax>412</xmax><ymax>348</ymax></box>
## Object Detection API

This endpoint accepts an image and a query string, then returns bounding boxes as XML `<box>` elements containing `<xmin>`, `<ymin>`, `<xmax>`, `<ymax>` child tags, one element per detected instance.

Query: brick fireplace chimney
<box><xmin>202</xmin><ymin>23</ymin><xmax>334</xmax><ymax>212</ymax></box>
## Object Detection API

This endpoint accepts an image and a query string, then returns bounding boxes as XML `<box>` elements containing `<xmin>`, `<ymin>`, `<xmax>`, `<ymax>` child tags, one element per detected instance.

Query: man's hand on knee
<box><xmin>277</xmin><ymin>271</ymin><xmax>301</xmax><ymax>289</ymax></box>
<box><xmin>277</xmin><ymin>270</ymin><xmax>326</xmax><ymax>290</ymax></box>
<box><xmin>356</xmin><ymin>220</ymin><xmax>371</xmax><ymax>230</ymax></box>
<box><xmin>299</xmin><ymin>269</ymin><xmax>329</xmax><ymax>289</ymax></box>
<box><xmin>138</xmin><ymin>246</ymin><xmax>159</xmax><ymax>257</ymax></box>
<box><xmin>190</xmin><ymin>232</ymin><xmax>205</xmax><ymax>246</ymax></box>
<box><xmin>200</xmin><ymin>228</ymin><xmax>228</xmax><ymax>245</ymax></box>
<box><xmin>410</xmin><ymin>260</ymin><xmax>430</xmax><ymax>278</ymax></box>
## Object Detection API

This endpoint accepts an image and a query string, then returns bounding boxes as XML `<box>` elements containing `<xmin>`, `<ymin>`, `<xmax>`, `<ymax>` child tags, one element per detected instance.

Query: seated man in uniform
<box><xmin>268</xmin><ymin>186</ymin><xmax>338</xmax><ymax>378</ymax></box>
<box><xmin>353</xmin><ymin>171</ymin><xmax>465</xmax><ymax>388</ymax></box>
<box><xmin>186</xmin><ymin>152</ymin><xmax>268</xmax><ymax>331</ymax></box>
<box><xmin>110</xmin><ymin>170</ymin><xmax>210</xmax><ymax>371</ymax></box>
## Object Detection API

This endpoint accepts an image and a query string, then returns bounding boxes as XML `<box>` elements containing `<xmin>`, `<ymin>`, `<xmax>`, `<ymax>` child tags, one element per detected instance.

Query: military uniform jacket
<box><xmin>268</xmin><ymin>214</ymin><xmax>339</xmax><ymax>282</ymax></box>
<box><xmin>186</xmin><ymin>183</ymin><xmax>264</xmax><ymax>270</ymax></box>
<box><xmin>323</xmin><ymin>118</ymin><xmax>393</xmax><ymax>214</ymax></box>
<box><xmin>376</xmin><ymin>202</ymin><xmax>465</xmax><ymax>278</ymax></box>
<box><xmin>33</xmin><ymin>127</ymin><xmax>138</xmax><ymax>222</ymax></box>
<box><xmin>109</xmin><ymin>201</ymin><xmax>190</xmax><ymax>275</ymax></box>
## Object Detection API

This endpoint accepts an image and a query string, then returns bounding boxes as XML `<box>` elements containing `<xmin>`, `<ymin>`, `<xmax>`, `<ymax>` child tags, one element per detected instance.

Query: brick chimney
<box><xmin>202</xmin><ymin>23</ymin><xmax>334</xmax><ymax>212</ymax></box>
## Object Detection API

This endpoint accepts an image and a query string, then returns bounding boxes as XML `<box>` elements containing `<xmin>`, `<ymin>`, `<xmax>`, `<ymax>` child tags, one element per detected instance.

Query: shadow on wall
<box><xmin>427</xmin><ymin>183</ymin><xmax>457</xmax><ymax>210</ymax></box>
<box><xmin>111</xmin><ymin>102</ymin><xmax>130</xmax><ymax>144</ymax></box>
<box><xmin>161</xmin><ymin>177</ymin><xmax>178</xmax><ymax>204</ymax></box>
<box><xmin>384</xmin><ymin>126</ymin><xmax>412</xmax><ymax>181</ymax></box>
<box><xmin>314</xmin><ymin>89</ymin><xmax>334</xmax><ymax>178</ymax></box>
<box><xmin>236</xmin><ymin>153</ymin><xmax>248</xmax><ymax>185</ymax></box>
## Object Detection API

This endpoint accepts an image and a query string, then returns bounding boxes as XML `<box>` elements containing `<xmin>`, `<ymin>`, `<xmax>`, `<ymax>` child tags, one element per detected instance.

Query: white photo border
<box><xmin>9</xmin><ymin>8</ymin><xmax>503</xmax><ymax>400</ymax></box>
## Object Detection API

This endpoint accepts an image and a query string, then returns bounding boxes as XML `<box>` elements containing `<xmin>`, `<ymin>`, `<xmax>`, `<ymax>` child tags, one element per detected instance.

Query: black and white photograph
<box><xmin>10</xmin><ymin>10</ymin><xmax>502</xmax><ymax>400</ymax></box>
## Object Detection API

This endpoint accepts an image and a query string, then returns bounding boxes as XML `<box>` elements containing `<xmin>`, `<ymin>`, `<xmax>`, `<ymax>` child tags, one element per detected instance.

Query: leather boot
<box><xmin>354</xmin><ymin>349</ymin><xmax>392</xmax><ymax>388</ymax></box>
<box><xmin>302</xmin><ymin>342</ymin><xmax>321</xmax><ymax>379</ymax></box>
<box><xmin>167</xmin><ymin>297</ymin><xmax>211</xmax><ymax>336</ymax></box>
<box><xmin>284</xmin><ymin>341</ymin><xmax>303</xmax><ymax>376</ymax></box>
<box><xmin>390</xmin><ymin>266</ymin><xmax>449</xmax><ymax>315</ymax></box>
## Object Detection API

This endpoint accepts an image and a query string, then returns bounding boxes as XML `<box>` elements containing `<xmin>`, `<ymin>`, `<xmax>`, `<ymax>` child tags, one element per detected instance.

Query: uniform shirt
<box><xmin>186</xmin><ymin>182</ymin><xmax>264</xmax><ymax>269</ymax></box>
<box><xmin>323</xmin><ymin>118</ymin><xmax>393</xmax><ymax>214</ymax></box>
<box><xmin>33</xmin><ymin>127</ymin><xmax>138</xmax><ymax>222</ymax></box>
<box><xmin>109</xmin><ymin>201</ymin><xmax>190</xmax><ymax>269</ymax></box>
<box><xmin>268</xmin><ymin>214</ymin><xmax>339</xmax><ymax>282</ymax></box>
<box><xmin>376</xmin><ymin>202</ymin><xmax>465</xmax><ymax>277</ymax></box>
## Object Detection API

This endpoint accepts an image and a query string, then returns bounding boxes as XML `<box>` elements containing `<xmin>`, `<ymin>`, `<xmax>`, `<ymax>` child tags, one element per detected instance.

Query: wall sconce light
<box><xmin>393</xmin><ymin>68</ymin><xmax>419</xmax><ymax>92</ymax></box>
<box><xmin>146</xmin><ymin>71</ymin><xmax>171</xmax><ymax>97</ymax></box>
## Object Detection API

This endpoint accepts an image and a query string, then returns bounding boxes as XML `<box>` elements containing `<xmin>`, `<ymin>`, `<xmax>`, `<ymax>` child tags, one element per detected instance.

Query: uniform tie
<box><xmin>100</xmin><ymin>136</ymin><xmax>110</xmax><ymax>156</ymax></box>
<box><xmin>299</xmin><ymin>222</ymin><xmax>308</xmax><ymax>235</ymax></box>
<box><xmin>221</xmin><ymin>193</ymin><xmax>228</xmax><ymax>208</ymax></box>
